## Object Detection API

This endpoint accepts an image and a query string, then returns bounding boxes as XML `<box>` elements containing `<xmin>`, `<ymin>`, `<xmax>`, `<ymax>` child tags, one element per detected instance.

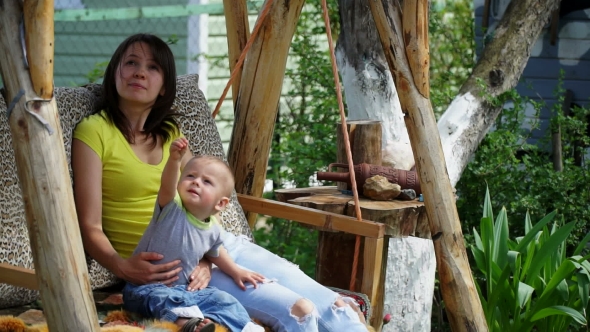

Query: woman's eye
<box><xmin>149</xmin><ymin>65</ymin><xmax>160</xmax><ymax>71</ymax></box>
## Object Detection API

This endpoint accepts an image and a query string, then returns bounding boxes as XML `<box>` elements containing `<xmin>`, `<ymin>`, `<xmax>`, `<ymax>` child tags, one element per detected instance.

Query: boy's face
<box><xmin>177</xmin><ymin>158</ymin><xmax>230</xmax><ymax>217</ymax></box>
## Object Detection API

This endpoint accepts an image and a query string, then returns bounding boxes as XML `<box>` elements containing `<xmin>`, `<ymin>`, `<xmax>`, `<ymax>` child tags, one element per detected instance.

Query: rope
<box><xmin>211</xmin><ymin>0</ymin><xmax>275</xmax><ymax>119</ymax></box>
<box><xmin>319</xmin><ymin>0</ymin><xmax>363</xmax><ymax>292</ymax></box>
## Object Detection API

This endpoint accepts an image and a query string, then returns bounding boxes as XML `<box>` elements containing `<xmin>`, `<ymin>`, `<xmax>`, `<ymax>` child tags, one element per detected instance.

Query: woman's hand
<box><xmin>117</xmin><ymin>252</ymin><xmax>182</xmax><ymax>285</ymax></box>
<box><xmin>187</xmin><ymin>259</ymin><xmax>212</xmax><ymax>291</ymax></box>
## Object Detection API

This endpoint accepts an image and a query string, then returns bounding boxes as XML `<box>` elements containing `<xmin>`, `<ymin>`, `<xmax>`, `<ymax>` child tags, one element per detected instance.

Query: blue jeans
<box><xmin>209</xmin><ymin>233</ymin><xmax>366</xmax><ymax>332</ymax></box>
<box><xmin>122</xmin><ymin>283</ymin><xmax>252</xmax><ymax>332</ymax></box>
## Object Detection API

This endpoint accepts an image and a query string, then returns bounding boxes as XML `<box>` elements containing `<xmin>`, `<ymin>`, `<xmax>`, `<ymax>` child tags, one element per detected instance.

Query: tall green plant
<box><xmin>471</xmin><ymin>187</ymin><xmax>590</xmax><ymax>331</ymax></box>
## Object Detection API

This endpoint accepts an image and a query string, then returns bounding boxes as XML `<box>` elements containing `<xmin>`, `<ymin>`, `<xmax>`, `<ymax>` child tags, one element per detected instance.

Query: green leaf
<box><xmin>493</xmin><ymin>207</ymin><xmax>509</xmax><ymax>269</ymax></box>
<box><xmin>516</xmin><ymin>282</ymin><xmax>534</xmax><ymax>309</ymax></box>
<box><xmin>576</xmin><ymin>269</ymin><xmax>590</xmax><ymax>310</ymax></box>
<box><xmin>524</xmin><ymin>221</ymin><xmax>576</xmax><ymax>286</ymax></box>
<box><xmin>573</xmin><ymin>232</ymin><xmax>590</xmax><ymax>256</ymax></box>
<box><xmin>530</xmin><ymin>306</ymin><xmax>587</xmax><ymax>325</ymax></box>
<box><xmin>515</xmin><ymin>211</ymin><xmax>556</xmax><ymax>253</ymax></box>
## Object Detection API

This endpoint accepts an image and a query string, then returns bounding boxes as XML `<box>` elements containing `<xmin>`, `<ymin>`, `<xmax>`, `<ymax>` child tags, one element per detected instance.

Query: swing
<box><xmin>0</xmin><ymin>0</ymin><xmax>388</xmax><ymax>330</ymax></box>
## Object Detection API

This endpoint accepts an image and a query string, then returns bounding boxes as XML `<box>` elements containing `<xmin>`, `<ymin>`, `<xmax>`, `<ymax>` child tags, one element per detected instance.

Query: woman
<box><xmin>72</xmin><ymin>33</ymin><xmax>368</xmax><ymax>332</ymax></box>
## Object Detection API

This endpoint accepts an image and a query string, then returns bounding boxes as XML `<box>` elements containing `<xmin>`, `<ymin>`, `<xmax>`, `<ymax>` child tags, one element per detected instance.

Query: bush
<box><xmin>456</xmin><ymin>84</ymin><xmax>590</xmax><ymax>252</ymax></box>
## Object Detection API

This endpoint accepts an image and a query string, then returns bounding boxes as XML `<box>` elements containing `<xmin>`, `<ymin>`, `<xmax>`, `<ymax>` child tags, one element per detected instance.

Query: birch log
<box><xmin>367</xmin><ymin>0</ymin><xmax>488</xmax><ymax>330</ymax></box>
<box><xmin>0</xmin><ymin>1</ymin><xmax>99</xmax><ymax>331</ymax></box>
<box><xmin>227</xmin><ymin>0</ymin><xmax>305</xmax><ymax>228</ymax></box>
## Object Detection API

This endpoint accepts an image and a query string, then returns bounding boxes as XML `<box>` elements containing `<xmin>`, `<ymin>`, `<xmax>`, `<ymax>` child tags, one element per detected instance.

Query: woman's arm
<box><xmin>72</xmin><ymin>139</ymin><xmax>181</xmax><ymax>285</ymax></box>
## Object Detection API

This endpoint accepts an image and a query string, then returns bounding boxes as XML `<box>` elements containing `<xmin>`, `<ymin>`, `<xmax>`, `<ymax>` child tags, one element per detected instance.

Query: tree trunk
<box><xmin>337</xmin><ymin>0</ymin><xmax>560</xmax><ymax>186</ymax></box>
<box><xmin>335</xmin><ymin>0</ymin><xmax>414</xmax><ymax>171</ymax></box>
<box><xmin>438</xmin><ymin>0</ymin><xmax>561</xmax><ymax>186</ymax></box>
<box><xmin>368</xmin><ymin>0</ymin><xmax>488</xmax><ymax>330</ymax></box>
<box><xmin>383</xmin><ymin>237</ymin><xmax>436</xmax><ymax>332</ymax></box>
<box><xmin>227</xmin><ymin>0</ymin><xmax>305</xmax><ymax>228</ymax></box>
<box><xmin>0</xmin><ymin>1</ymin><xmax>99</xmax><ymax>331</ymax></box>
<box><xmin>336</xmin><ymin>1</ymin><xmax>434</xmax><ymax>328</ymax></box>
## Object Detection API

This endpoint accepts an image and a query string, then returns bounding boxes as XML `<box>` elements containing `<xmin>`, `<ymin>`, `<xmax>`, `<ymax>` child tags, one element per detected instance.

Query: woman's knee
<box><xmin>290</xmin><ymin>298</ymin><xmax>315</xmax><ymax>320</ymax></box>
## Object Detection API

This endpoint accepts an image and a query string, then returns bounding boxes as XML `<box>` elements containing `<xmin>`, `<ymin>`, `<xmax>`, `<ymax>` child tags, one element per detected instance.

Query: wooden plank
<box><xmin>236</xmin><ymin>194</ymin><xmax>385</xmax><ymax>238</ymax></box>
<box><xmin>0</xmin><ymin>264</ymin><xmax>38</xmax><ymax>290</ymax></box>
<box><xmin>54</xmin><ymin>4</ymin><xmax>226</xmax><ymax>21</ymax></box>
<box><xmin>361</xmin><ymin>237</ymin><xmax>386</xmax><ymax>331</ymax></box>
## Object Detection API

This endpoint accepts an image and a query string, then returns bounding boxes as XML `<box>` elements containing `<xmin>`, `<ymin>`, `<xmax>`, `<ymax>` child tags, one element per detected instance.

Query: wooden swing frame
<box><xmin>0</xmin><ymin>0</ymin><xmax>487</xmax><ymax>331</ymax></box>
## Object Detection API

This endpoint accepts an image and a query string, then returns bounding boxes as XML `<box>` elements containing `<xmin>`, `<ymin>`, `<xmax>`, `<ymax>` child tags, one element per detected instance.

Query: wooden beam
<box><xmin>24</xmin><ymin>0</ymin><xmax>54</xmax><ymax>99</ymax></box>
<box><xmin>367</xmin><ymin>0</ymin><xmax>488</xmax><ymax>331</ymax></box>
<box><xmin>237</xmin><ymin>194</ymin><xmax>386</xmax><ymax>238</ymax></box>
<box><xmin>223</xmin><ymin>0</ymin><xmax>251</xmax><ymax>106</ymax></box>
<box><xmin>0</xmin><ymin>1</ymin><xmax>100</xmax><ymax>331</ymax></box>
<box><xmin>0</xmin><ymin>264</ymin><xmax>38</xmax><ymax>290</ymax></box>
<box><xmin>228</xmin><ymin>0</ymin><xmax>305</xmax><ymax>228</ymax></box>
<box><xmin>361</xmin><ymin>237</ymin><xmax>386</xmax><ymax>331</ymax></box>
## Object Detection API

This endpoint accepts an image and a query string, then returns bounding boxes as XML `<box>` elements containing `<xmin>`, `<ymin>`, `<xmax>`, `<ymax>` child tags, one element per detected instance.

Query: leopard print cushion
<box><xmin>0</xmin><ymin>74</ymin><xmax>252</xmax><ymax>309</ymax></box>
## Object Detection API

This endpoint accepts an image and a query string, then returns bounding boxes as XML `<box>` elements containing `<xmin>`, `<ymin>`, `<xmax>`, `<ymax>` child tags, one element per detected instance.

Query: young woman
<box><xmin>72</xmin><ymin>33</ymin><xmax>368</xmax><ymax>332</ymax></box>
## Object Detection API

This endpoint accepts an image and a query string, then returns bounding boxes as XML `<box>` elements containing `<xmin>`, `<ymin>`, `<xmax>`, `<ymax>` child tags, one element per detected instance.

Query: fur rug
<box><xmin>0</xmin><ymin>310</ymin><xmax>231</xmax><ymax>332</ymax></box>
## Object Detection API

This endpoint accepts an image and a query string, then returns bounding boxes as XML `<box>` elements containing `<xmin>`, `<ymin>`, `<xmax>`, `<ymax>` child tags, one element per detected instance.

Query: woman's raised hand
<box><xmin>118</xmin><ymin>252</ymin><xmax>182</xmax><ymax>285</ymax></box>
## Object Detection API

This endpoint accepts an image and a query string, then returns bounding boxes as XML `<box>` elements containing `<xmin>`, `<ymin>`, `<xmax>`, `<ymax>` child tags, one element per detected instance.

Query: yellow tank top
<box><xmin>73</xmin><ymin>111</ymin><xmax>180</xmax><ymax>258</ymax></box>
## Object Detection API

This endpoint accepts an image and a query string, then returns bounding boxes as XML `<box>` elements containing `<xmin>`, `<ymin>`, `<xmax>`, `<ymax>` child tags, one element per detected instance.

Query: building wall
<box><xmin>474</xmin><ymin>0</ymin><xmax>590</xmax><ymax>145</ymax></box>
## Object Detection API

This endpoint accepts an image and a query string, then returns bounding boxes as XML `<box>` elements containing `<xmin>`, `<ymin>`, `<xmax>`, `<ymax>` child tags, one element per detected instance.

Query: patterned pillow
<box><xmin>0</xmin><ymin>74</ymin><xmax>252</xmax><ymax>309</ymax></box>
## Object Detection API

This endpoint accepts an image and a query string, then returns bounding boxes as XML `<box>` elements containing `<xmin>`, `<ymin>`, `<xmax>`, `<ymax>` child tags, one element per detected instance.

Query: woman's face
<box><xmin>115</xmin><ymin>42</ymin><xmax>165</xmax><ymax>112</ymax></box>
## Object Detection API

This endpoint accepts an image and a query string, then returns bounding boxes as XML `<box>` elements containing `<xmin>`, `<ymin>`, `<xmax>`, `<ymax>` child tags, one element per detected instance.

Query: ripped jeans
<box><xmin>208</xmin><ymin>232</ymin><xmax>367</xmax><ymax>332</ymax></box>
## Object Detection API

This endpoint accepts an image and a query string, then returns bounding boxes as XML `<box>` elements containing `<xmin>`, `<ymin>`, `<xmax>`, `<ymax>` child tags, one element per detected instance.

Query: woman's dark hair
<box><xmin>101</xmin><ymin>33</ymin><xmax>178</xmax><ymax>146</ymax></box>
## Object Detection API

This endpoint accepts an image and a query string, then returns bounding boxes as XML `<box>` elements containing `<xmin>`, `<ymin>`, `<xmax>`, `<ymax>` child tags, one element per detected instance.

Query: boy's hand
<box><xmin>233</xmin><ymin>269</ymin><xmax>265</xmax><ymax>291</ymax></box>
<box><xmin>170</xmin><ymin>137</ymin><xmax>189</xmax><ymax>161</ymax></box>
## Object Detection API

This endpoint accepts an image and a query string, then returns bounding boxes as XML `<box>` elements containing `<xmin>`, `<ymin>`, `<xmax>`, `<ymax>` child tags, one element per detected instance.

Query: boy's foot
<box><xmin>179</xmin><ymin>317</ymin><xmax>215</xmax><ymax>332</ymax></box>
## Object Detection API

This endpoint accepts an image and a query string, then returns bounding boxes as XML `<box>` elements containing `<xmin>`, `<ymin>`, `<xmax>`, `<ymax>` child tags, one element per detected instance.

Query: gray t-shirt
<box><xmin>134</xmin><ymin>194</ymin><xmax>225</xmax><ymax>287</ymax></box>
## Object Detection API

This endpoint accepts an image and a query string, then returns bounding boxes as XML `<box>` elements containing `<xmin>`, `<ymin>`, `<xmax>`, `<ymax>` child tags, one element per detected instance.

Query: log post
<box><xmin>367</xmin><ymin>0</ymin><xmax>488</xmax><ymax>331</ymax></box>
<box><xmin>336</xmin><ymin>120</ymin><xmax>382</xmax><ymax>188</ymax></box>
<box><xmin>0</xmin><ymin>1</ymin><xmax>100</xmax><ymax>331</ymax></box>
<box><xmin>223</xmin><ymin>0</ymin><xmax>250</xmax><ymax>106</ymax></box>
<box><xmin>227</xmin><ymin>0</ymin><xmax>305</xmax><ymax>228</ymax></box>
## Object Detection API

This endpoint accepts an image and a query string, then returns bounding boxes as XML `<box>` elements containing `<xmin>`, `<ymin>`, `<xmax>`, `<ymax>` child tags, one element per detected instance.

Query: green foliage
<box><xmin>429</xmin><ymin>0</ymin><xmax>475</xmax><ymax>117</ymax></box>
<box><xmin>471</xmin><ymin>186</ymin><xmax>590</xmax><ymax>331</ymax></box>
<box><xmin>457</xmin><ymin>79</ymin><xmax>590</xmax><ymax>250</ymax></box>
<box><xmin>84</xmin><ymin>61</ymin><xmax>108</xmax><ymax>83</ymax></box>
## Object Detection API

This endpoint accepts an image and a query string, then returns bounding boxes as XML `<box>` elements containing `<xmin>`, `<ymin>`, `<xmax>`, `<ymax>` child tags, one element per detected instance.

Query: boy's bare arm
<box><xmin>208</xmin><ymin>249</ymin><xmax>265</xmax><ymax>290</ymax></box>
<box><xmin>158</xmin><ymin>138</ymin><xmax>189</xmax><ymax>207</ymax></box>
